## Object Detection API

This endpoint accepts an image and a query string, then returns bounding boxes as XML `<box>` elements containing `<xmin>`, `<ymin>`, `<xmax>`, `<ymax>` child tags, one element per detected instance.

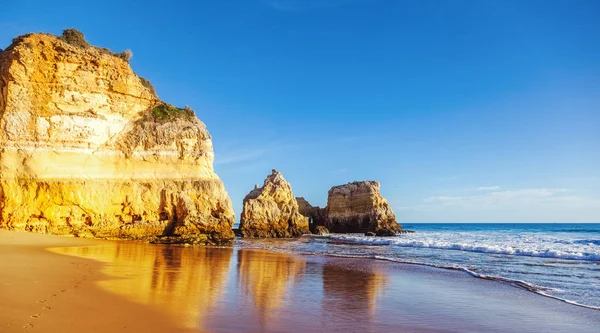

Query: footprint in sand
<box><xmin>23</xmin><ymin>323</ymin><xmax>34</xmax><ymax>329</ymax></box>
<box><xmin>29</xmin><ymin>314</ymin><xmax>41</xmax><ymax>319</ymax></box>
<box><xmin>36</xmin><ymin>299</ymin><xmax>46</xmax><ymax>304</ymax></box>
<box><xmin>42</xmin><ymin>305</ymin><xmax>51</xmax><ymax>310</ymax></box>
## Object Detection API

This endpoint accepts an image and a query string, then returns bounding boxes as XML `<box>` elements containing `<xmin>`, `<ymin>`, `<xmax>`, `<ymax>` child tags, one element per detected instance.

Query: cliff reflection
<box><xmin>237</xmin><ymin>249</ymin><xmax>306</xmax><ymax>323</ymax></box>
<box><xmin>50</xmin><ymin>243</ymin><xmax>233</xmax><ymax>329</ymax></box>
<box><xmin>322</xmin><ymin>263</ymin><xmax>386</xmax><ymax>326</ymax></box>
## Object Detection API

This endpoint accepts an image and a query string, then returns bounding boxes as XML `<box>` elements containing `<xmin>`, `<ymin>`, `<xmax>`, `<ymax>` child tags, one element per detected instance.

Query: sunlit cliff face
<box><xmin>0</xmin><ymin>32</ymin><xmax>234</xmax><ymax>243</ymax></box>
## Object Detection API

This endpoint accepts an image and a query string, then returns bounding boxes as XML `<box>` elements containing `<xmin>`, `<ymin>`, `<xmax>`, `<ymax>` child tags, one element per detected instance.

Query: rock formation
<box><xmin>297</xmin><ymin>181</ymin><xmax>401</xmax><ymax>234</ymax></box>
<box><xmin>315</xmin><ymin>226</ymin><xmax>330</xmax><ymax>235</ymax></box>
<box><xmin>326</xmin><ymin>181</ymin><xmax>400</xmax><ymax>234</ymax></box>
<box><xmin>0</xmin><ymin>30</ymin><xmax>234</xmax><ymax>244</ymax></box>
<box><xmin>239</xmin><ymin>170</ymin><xmax>309</xmax><ymax>237</ymax></box>
<box><xmin>296</xmin><ymin>197</ymin><xmax>327</xmax><ymax>233</ymax></box>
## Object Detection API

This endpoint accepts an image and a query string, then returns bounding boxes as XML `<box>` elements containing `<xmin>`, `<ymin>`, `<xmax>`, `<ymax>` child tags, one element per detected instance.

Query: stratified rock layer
<box><xmin>0</xmin><ymin>32</ymin><xmax>234</xmax><ymax>244</ymax></box>
<box><xmin>239</xmin><ymin>170</ymin><xmax>309</xmax><ymax>238</ymax></box>
<box><xmin>324</xmin><ymin>181</ymin><xmax>401</xmax><ymax>234</ymax></box>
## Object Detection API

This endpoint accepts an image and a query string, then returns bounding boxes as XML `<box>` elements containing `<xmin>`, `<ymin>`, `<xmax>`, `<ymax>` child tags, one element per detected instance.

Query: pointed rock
<box><xmin>239</xmin><ymin>170</ymin><xmax>309</xmax><ymax>237</ymax></box>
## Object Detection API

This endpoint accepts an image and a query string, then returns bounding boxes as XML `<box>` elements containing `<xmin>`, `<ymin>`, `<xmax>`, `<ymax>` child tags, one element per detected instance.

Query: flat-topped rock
<box><xmin>325</xmin><ymin>181</ymin><xmax>401</xmax><ymax>234</ymax></box>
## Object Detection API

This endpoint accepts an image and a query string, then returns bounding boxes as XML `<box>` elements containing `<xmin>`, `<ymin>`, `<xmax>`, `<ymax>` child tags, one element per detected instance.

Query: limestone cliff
<box><xmin>321</xmin><ymin>181</ymin><xmax>401</xmax><ymax>234</ymax></box>
<box><xmin>0</xmin><ymin>30</ymin><xmax>234</xmax><ymax>244</ymax></box>
<box><xmin>239</xmin><ymin>170</ymin><xmax>309</xmax><ymax>237</ymax></box>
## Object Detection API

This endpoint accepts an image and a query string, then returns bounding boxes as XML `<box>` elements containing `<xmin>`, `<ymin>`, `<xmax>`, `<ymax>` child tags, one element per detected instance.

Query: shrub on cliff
<box><xmin>59</xmin><ymin>28</ymin><xmax>90</xmax><ymax>48</ymax></box>
<box><xmin>139</xmin><ymin>76</ymin><xmax>157</xmax><ymax>96</ymax></box>
<box><xmin>117</xmin><ymin>49</ymin><xmax>133</xmax><ymax>63</ymax></box>
<box><xmin>149</xmin><ymin>103</ymin><xmax>194</xmax><ymax>121</ymax></box>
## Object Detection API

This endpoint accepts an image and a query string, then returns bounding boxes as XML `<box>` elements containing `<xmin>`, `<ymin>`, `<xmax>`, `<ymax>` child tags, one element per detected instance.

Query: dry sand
<box><xmin>0</xmin><ymin>230</ymin><xmax>190</xmax><ymax>332</ymax></box>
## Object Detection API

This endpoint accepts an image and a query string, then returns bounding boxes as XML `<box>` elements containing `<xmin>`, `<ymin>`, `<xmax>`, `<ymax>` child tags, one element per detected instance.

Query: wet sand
<box><xmin>1</xmin><ymin>230</ymin><xmax>599</xmax><ymax>332</ymax></box>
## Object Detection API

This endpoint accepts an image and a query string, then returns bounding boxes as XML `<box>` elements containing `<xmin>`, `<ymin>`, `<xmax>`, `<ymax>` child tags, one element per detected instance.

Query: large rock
<box><xmin>0</xmin><ymin>30</ymin><xmax>235</xmax><ymax>244</ymax></box>
<box><xmin>239</xmin><ymin>170</ymin><xmax>309</xmax><ymax>237</ymax></box>
<box><xmin>296</xmin><ymin>197</ymin><xmax>327</xmax><ymax>233</ymax></box>
<box><xmin>325</xmin><ymin>181</ymin><xmax>401</xmax><ymax>234</ymax></box>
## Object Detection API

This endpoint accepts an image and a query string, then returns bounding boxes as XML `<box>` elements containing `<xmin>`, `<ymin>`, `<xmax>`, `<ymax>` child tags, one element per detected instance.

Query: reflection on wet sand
<box><xmin>322</xmin><ymin>263</ymin><xmax>387</xmax><ymax>329</ymax></box>
<box><xmin>237</xmin><ymin>249</ymin><xmax>306</xmax><ymax>324</ymax></box>
<box><xmin>50</xmin><ymin>243</ymin><xmax>232</xmax><ymax>329</ymax></box>
<box><xmin>50</xmin><ymin>243</ymin><xmax>386</xmax><ymax>332</ymax></box>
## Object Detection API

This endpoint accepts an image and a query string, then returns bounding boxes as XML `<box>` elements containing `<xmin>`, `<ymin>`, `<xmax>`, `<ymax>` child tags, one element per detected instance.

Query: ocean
<box><xmin>236</xmin><ymin>223</ymin><xmax>600</xmax><ymax>309</ymax></box>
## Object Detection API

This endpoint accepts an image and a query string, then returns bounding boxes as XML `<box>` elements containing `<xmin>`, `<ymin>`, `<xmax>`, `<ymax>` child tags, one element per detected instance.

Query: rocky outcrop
<box><xmin>296</xmin><ymin>197</ymin><xmax>327</xmax><ymax>233</ymax></box>
<box><xmin>239</xmin><ymin>170</ymin><xmax>309</xmax><ymax>237</ymax></box>
<box><xmin>0</xmin><ymin>30</ymin><xmax>234</xmax><ymax>244</ymax></box>
<box><xmin>325</xmin><ymin>181</ymin><xmax>401</xmax><ymax>234</ymax></box>
<box><xmin>296</xmin><ymin>181</ymin><xmax>401</xmax><ymax>235</ymax></box>
<box><xmin>315</xmin><ymin>226</ymin><xmax>330</xmax><ymax>235</ymax></box>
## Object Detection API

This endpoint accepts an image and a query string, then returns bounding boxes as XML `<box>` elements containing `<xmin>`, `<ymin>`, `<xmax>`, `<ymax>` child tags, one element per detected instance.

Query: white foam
<box><xmin>326</xmin><ymin>232</ymin><xmax>600</xmax><ymax>261</ymax></box>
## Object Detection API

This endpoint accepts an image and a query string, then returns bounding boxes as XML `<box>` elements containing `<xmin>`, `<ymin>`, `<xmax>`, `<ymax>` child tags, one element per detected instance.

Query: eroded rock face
<box><xmin>239</xmin><ymin>170</ymin><xmax>309</xmax><ymax>237</ymax></box>
<box><xmin>325</xmin><ymin>181</ymin><xmax>401</xmax><ymax>234</ymax></box>
<box><xmin>0</xmin><ymin>32</ymin><xmax>234</xmax><ymax>244</ymax></box>
<box><xmin>296</xmin><ymin>197</ymin><xmax>327</xmax><ymax>233</ymax></box>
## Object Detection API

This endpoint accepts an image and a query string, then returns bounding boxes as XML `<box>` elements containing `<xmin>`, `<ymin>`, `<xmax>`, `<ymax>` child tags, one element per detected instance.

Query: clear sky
<box><xmin>2</xmin><ymin>0</ymin><xmax>599</xmax><ymax>222</ymax></box>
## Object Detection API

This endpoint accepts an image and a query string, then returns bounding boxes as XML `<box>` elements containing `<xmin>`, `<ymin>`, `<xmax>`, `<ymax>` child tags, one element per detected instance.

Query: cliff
<box><xmin>325</xmin><ymin>181</ymin><xmax>401</xmax><ymax>234</ymax></box>
<box><xmin>0</xmin><ymin>30</ymin><xmax>235</xmax><ymax>244</ymax></box>
<box><xmin>239</xmin><ymin>170</ymin><xmax>309</xmax><ymax>237</ymax></box>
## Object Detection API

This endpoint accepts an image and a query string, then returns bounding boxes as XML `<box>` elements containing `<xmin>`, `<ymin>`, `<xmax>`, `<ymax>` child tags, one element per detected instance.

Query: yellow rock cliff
<box><xmin>0</xmin><ymin>30</ymin><xmax>234</xmax><ymax>244</ymax></box>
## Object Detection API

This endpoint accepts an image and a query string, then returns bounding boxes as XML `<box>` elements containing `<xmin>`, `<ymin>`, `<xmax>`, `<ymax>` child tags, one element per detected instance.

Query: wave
<box><xmin>554</xmin><ymin>229</ymin><xmax>600</xmax><ymax>233</ymax></box>
<box><xmin>325</xmin><ymin>235</ymin><xmax>600</xmax><ymax>262</ymax></box>
<box><xmin>574</xmin><ymin>239</ymin><xmax>600</xmax><ymax>246</ymax></box>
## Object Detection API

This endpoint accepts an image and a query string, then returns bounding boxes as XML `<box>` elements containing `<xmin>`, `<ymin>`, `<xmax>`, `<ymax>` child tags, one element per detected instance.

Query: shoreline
<box><xmin>301</xmin><ymin>251</ymin><xmax>600</xmax><ymax>311</ymax></box>
<box><xmin>1</xmin><ymin>230</ymin><xmax>599</xmax><ymax>332</ymax></box>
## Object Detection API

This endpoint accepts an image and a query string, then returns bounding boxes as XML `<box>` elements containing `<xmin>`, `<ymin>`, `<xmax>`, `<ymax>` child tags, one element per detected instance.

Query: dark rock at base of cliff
<box><xmin>375</xmin><ymin>229</ymin><xmax>396</xmax><ymax>237</ymax></box>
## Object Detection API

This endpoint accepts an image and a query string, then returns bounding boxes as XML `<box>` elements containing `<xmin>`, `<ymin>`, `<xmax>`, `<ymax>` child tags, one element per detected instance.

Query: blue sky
<box><xmin>2</xmin><ymin>0</ymin><xmax>599</xmax><ymax>222</ymax></box>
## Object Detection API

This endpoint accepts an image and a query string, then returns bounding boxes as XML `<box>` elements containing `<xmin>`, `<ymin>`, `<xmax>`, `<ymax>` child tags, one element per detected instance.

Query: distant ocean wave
<box><xmin>555</xmin><ymin>229</ymin><xmax>600</xmax><ymax>233</ymax></box>
<box><xmin>325</xmin><ymin>235</ymin><xmax>600</xmax><ymax>261</ymax></box>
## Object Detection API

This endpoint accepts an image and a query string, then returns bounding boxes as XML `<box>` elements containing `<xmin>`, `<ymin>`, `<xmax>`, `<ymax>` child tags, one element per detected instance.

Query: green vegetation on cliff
<box><xmin>150</xmin><ymin>103</ymin><xmax>194</xmax><ymax>121</ymax></box>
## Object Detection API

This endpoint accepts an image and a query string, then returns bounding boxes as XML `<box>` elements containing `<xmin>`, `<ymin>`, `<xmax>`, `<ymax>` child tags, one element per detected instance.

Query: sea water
<box><xmin>236</xmin><ymin>223</ymin><xmax>600</xmax><ymax>309</ymax></box>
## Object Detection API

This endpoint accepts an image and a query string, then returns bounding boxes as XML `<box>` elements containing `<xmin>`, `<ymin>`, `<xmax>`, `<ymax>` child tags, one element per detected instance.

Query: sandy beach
<box><xmin>0</xmin><ymin>231</ymin><xmax>192</xmax><ymax>332</ymax></box>
<box><xmin>1</xmin><ymin>230</ymin><xmax>598</xmax><ymax>332</ymax></box>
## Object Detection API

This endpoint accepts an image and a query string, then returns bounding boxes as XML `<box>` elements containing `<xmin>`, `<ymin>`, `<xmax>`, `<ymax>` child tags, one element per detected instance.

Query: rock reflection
<box><xmin>50</xmin><ymin>243</ymin><xmax>232</xmax><ymax>329</ymax></box>
<box><xmin>321</xmin><ymin>263</ymin><xmax>386</xmax><ymax>328</ymax></box>
<box><xmin>237</xmin><ymin>249</ymin><xmax>306</xmax><ymax>324</ymax></box>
